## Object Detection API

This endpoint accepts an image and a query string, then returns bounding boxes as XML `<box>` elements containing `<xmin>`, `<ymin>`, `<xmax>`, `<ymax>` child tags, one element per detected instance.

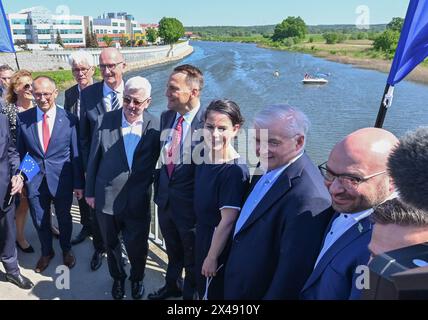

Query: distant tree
<box><xmin>55</xmin><ymin>30</ymin><xmax>64</xmax><ymax>47</ymax></box>
<box><xmin>373</xmin><ymin>29</ymin><xmax>400</xmax><ymax>53</ymax></box>
<box><xmin>158</xmin><ymin>17</ymin><xmax>185</xmax><ymax>44</ymax></box>
<box><xmin>146</xmin><ymin>27</ymin><xmax>158</xmax><ymax>43</ymax></box>
<box><xmin>119</xmin><ymin>34</ymin><xmax>128</xmax><ymax>47</ymax></box>
<box><xmin>91</xmin><ymin>32</ymin><xmax>99</xmax><ymax>48</ymax></box>
<box><xmin>323</xmin><ymin>32</ymin><xmax>347</xmax><ymax>44</ymax></box>
<box><xmin>85</xmin><ymin>28</ymin><xmax>98</xmax><ymax>48</ymax></box>
<box><xmin>102</xmin><ymin>35</ymin><xmax>113</xmax><ymax>47</ymax></box>
<box><xmin>137</xmin><ymin>39</ymin><xmax>145</xmax><ymax>46</ymax></box>
<box><xmin>272</xmin><ymin>16</ymin><xmax>307</xmax><ymax>42</ymax></box>
<box><xmin>387</xmin><ymin>17</ymin><xmax>404</xmax><ymax>33</ymax></box>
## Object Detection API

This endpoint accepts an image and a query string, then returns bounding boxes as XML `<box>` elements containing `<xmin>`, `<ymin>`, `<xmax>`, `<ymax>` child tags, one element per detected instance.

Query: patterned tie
<box><xmin>42</xmin><ymin>113</ymin><xmax>50</xmax><ymax>153</ymax></box>
<box><xmin>111</xmin><ymin>91</ymin><xmax>120</xmax><ymax>111</ymax></box>
<box><xmin>166</xmin><ymin>116</ymin><xmax>184</xmax><ymax>178</ymax></box>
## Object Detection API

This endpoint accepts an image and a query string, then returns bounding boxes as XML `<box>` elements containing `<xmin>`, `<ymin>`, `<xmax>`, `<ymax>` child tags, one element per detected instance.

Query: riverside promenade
<box><xmin>0</xmin><ymin>203</ymin><xmax>171</xmax><ymax>300</ymax></box>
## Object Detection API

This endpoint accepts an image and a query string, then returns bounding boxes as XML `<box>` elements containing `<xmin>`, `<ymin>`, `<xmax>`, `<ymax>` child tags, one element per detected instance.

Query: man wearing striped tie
<box><xmin>79</xmin><ymin>48</ymin><xmax>127</xmax><ymax>272</ymax></box>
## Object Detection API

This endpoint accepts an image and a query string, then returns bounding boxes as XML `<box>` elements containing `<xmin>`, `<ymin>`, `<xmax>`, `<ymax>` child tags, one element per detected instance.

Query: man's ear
<box><xmin>296</xmin><ymin>135</ymin><xmax>305</xmax><ymax>150</ymax></box>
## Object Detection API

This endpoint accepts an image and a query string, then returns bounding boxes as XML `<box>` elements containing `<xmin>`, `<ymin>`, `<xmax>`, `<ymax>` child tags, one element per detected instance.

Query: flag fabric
<box><xmin>19</xmin><ymin>153</ymin><xmax>40</xmax><ymax>182</ymax></box>
<box><xmin>387</xmin><ymin>0</ymin><xmax>428</xmax><ymax>85</ymax></box>
<box><xmin>0</xmin><ymin>0</ymin><xmax>15</xmax><ymax>53</ymax></box>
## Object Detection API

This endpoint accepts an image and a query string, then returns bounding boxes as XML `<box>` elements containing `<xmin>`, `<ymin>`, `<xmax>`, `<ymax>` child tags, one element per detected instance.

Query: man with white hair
<box><xmin>85</xmin><ymin>76</ymin><xmax>160</xmax><ymax>300</ymax></box>
<box><xmin>64</xmin><ymin>50</ymin><xmax>95</xmax><ymax>246</ymax></box>
<box><xmin>301</xmin><ymin>127</ymin><xmax>399</xmax><ymax>300</ymax></box>
<box><xmin>224</xmin><ymin>104</ymin><xmax>332</xmax><ymax>300</ymax></box>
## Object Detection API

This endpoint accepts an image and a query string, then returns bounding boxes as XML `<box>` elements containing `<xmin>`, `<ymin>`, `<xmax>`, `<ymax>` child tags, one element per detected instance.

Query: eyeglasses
<box><xmin>99</xmin><ymin>62</ymin><xmax>124</xmax><ymax>71</ymax></box>
<box><xmin>23</xmin><ymin>83</ymin><xmax>32</xmax><ymax>90</ymax></box>
<box><xmin>33</xmin><ymin>91</ymin><xmax>55</xmax><ymax>99</ymax></box>
<box><xmin>318</xmin><ymin>161</ymin><xmax>386</xmax><ymax>190</ymax></box>
<box><xmin>72</xmin><ymin>67</ymin><xmax>91</xmax><ymax>74</ymax></box>
<box><xmin>123</xmin><ymin>96</ymin><xmax>150</xmax><ymax>107</ymax></box>
<box><xmin>1</xmin><ymin>77</ymin><xmax>11</xmax><ymax>81</ymax></box>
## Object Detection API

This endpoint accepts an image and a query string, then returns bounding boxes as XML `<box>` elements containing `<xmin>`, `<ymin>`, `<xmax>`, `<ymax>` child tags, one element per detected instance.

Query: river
<box><xmin>60</xmin><ymin>41</ymin><xmax>428</xmax><ymax>164</ymax></box>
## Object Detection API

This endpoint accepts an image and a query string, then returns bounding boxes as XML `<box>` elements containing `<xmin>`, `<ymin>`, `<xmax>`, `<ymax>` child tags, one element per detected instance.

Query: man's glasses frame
<box><xmin>99</xmin><ymin>62</ymin><xmax>124</xmax><ymax>71</ymax></box>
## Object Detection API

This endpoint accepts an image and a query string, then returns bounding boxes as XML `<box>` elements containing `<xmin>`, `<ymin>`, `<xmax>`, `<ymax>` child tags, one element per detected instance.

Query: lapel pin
<box><xmin>358</xmin><ymin>223</ymin><xmax>364</xmax><ymax>233</ymax></box>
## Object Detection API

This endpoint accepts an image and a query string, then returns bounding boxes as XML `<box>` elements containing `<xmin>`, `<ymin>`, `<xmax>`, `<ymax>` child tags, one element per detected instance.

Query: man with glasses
<box><xmin>0</xmin><ymin>65</ymin><xmax>14</xmax><ymax>108</ymax></box>
<box><xmin>85</xmin><ymin>77</ymin><xmax>160</xmax><ymax>299</ymax></box>
<box><xmin>17</xmin><ymin>76</ymin><xmax>84</xmax><ymax>273</ymax></box>
<box><xmin>79</xmin><ymin>48</ymin><xmax>126</xmax><ymax>271</ymax></box>
<box><xmin>300</xmin><ymin>127</ymin><xmax>399</xmax><ymax>300</ymax></box>
<box><xmin>64</xmin><ymin>51</ymin><xmax>95</xmax><ymax>247</ymax></box>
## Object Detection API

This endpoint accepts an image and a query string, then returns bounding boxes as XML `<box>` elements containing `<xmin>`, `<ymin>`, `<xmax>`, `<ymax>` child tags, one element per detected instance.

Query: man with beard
<box><xmin>300</xmin><ymin>127</ymin><xmax>399</xmax><ymax>300</ymax></box>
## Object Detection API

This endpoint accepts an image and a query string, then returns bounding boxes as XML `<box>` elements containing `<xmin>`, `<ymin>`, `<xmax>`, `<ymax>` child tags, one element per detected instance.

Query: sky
<box><xmin>2</xmin><ymin>0</ymin><xmax>410</xmax><ymax>26</ymax></box>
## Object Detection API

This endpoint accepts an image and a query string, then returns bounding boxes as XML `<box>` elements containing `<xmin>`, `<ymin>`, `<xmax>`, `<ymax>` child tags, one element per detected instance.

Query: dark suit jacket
<box><xmin>0</xmin><ymin>114</ymin><xmax>19</xmax><ymax>213</ymax></box>
<box><xmin>154</xmin><ymin>108</ymin><xmax>205</xmax><ymax>229</ymax></box>
<box><xmin>64</xmin><ymin>84</ymin><xmax>80</xmax><ymax>116</ymax></box>
<box><xmin>85</xmin><ymin>109</ymin><xmax>160</xmax><ymax>216</ymax></box>
<box><xmin>224</xmin><ymin>153</ymin><xmax>333</xmax><ymax>300</ymax></box>
<box><xmin>17</xmin><ymin>106</ymin><xmax>84</xmax><ymax>198</ymax></box>
<box><xmin>300</xmin><ymin>213</ymin><xmax>372</xmax><ymax>300</ymax></box>
<box><xmin>79</xmin><ymin>81</ymin><xmax>105</xmax><ymax>170</ymax></box>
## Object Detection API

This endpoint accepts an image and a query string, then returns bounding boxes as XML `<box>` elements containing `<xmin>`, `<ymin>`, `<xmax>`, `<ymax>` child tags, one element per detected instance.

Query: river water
<box><xmin>61</xmin><ymin>41</ymin><xmax>428</xmax><ymax>164</ymax></box>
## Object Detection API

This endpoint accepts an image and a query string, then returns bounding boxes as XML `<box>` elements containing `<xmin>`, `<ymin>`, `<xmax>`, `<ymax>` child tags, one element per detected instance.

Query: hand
<box><xmin>74</xmin><ymin>189</ymin><xmax>84</xmax><ymax>200</ymax></box>
<box><xmin>85</xmin><ymin>197</ymin><xmax>95</xmax><ymax>209</ymax></box>
<box><xmin>10</xmin><ymin>175</ymin><xmax>24</xmax><ymax>196</ymax></box>
<box><xmin>201</xmin><ymin>256</ymin><xmax>218</xmax><ymax>278</ymax></box>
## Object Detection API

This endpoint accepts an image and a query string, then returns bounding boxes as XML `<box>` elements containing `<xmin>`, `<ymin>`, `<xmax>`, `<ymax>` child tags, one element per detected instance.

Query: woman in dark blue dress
<box><xmin>194</xmin><ymin>99</ymin><xmax>249</xmax><ymax>300</ymax></box>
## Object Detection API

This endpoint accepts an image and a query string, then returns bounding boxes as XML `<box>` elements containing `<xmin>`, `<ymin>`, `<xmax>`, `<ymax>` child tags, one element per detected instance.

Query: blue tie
<box><xmin>111</xmin><ymin>92</ymin><xmax>120</xmax><ymax>111</ymax></box>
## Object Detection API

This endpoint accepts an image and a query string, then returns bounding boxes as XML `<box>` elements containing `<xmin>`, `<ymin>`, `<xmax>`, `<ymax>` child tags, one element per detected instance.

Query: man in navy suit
<box><xmin>17</xmin><ymin>76</ymin><xmax>84</xmax><ymax>273</ymax></box>
<box><xmin>300</xmin><ymin>128</ymin><xmax>399</xmax><ymax>300</ymax></box>
<box><xmin>64</xmin><ymin>51</ymin><xmax>95</xmax><ymax>246</ymax></box>
<box><xmin>224</xmin><ymin>104</ymin><xmax>332</xmax><ymax>300</ymax></box>
<box><xmin>0</xmin><ymin>114</ymin><xmax>33</xmax><ymax>289</ymax></box>
<box><xmin>79</xmin><ymin>48</ymin><xmax>126</xmax><ymax>271</ymax></box>
<box><xmin>148</xmin><ymin>64</ymin><xmax>205</xmax><ymax>300</ymax></box>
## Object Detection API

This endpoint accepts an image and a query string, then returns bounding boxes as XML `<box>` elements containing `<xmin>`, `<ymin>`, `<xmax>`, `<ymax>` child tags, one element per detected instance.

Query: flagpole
<box><xmin>374</xmin><ymin>84</ymin><xmax>391</xmax><ymax>128</ymax></box>
<box><xmin>14</xmin><ymin>51</ymin><xmax>20</xmax><ymax>70</ymax></box>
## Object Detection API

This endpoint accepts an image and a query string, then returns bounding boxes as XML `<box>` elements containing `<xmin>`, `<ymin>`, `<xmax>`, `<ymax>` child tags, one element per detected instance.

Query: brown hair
<box><xmin>173</xmin><ymin>64</ymin><xmax>204</xmax><ymax>91</ymax></box>
<box><xmin>6</xmin><ymin>69</ymin><xmax>32</xmax><ymax>105</ymax></box>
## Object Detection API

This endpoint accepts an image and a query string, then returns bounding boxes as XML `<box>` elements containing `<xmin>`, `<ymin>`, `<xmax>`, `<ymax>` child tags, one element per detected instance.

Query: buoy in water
<box><xmin>273</xmin><ymin>70</ymin><xmax>280</xmax><ymax>77</ymax></box>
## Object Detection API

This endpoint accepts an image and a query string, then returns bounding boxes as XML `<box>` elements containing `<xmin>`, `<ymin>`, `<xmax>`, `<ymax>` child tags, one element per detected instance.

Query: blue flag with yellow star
<box><xmin>19</xmin><ymin>153</ymin><xmax>40</xmax><ymax>181</ymax></box>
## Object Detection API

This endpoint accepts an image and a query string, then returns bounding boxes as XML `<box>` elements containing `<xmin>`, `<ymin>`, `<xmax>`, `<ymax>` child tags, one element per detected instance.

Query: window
<box><xmin>112</xmin><ymin>22</ymin><xmax>118</xmax><ymax>27</ymax></box>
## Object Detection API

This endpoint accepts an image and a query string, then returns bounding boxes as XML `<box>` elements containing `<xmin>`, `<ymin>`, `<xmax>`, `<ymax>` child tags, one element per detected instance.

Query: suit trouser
<box><xmin>0</xmin><ymin>205</ymin><xmax>19</xmax><ymax>276</ymax></box>
<box><xmin>89</xmin><ymin>207</ymin><xmax>105</xmax><ymax>252</ymax></box>
<box><xmin>28</xmin><ymin>180</ymin><xmax>73</xmax><ymax>256</ymax></box>
<box><xmin>96</xmin><ymin>210</ymin><xmax>150</xmax><ymax>282</ymax></box>
<box><xmin>158</xmin><ymin>204</ymin><xmax>196</xmax><ymax>299</ymax></box>
<box><xmin>77</xmin><ymin>197</ymin><xmax>91</xmax><ymax>229</ymax></box>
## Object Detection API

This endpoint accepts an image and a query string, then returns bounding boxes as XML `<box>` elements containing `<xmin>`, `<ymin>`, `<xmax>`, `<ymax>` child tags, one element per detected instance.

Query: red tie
<box><xmin>167</xmin><ymin>116</ymin><xmax>184</xmax><ymax>178</ymax></box>
<box><xmin>42</xmin><ymin>113</ymin><xmax>50</xmax><ymax>153</ymax></box>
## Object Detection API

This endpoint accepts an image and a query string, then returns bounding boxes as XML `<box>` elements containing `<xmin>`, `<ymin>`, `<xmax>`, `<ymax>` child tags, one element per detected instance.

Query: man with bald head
<box><xmin>79</xmin><ymin>47</ymin><xmax>126</xmax><ymax>271</ymax></box>
<box><xmin>301</xmin><ymin>127</ymin><xmax>399</xmax><ymax>300</ymax></box>
<box><xmin>17</xmin><ymin>76</ymin><xmax>84</xmax><ymax>273</ymax></box>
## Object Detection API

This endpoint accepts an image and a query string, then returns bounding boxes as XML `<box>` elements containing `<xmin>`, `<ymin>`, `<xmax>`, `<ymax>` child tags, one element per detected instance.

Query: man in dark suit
<box><xmin>0</xmin><ymin>64</ymin><xmax>13</xmax><ymax>108</ymax></box>
<box><xmin>224</xmin><ymin>104</ymin><xmax>332</xmax><ymax>300</ymax></box>
<box><xmin>85</xmin><ymin>77</ymin><xmax>160</xmax><ymax>300</ymax></box>
<box><xmin>300</xmin><ymin>128</ymin><xmax>399</xmax><ymax>300</ymax></box>
<box><xmin>17</xmin><ymin>76</ymin><xmax>84</xmax><ymax>273</ymax></box>
<box><xmin>0</xmin><ymin>114</ymin><xmax>33</xmax><ymax>289</ymax></box>
<box><xmin>64</xmin><ymin>51</ymin><xmax>95</xmax><ymax>246</ymax></box>
<box><xmin>79</xmin><ymin>47</ymin><xmax>126</xmax><ymax>271</ymax></box>
<box><xmin>148</xmin><ymin>64</ymin><xmax>205</xmax><ymax>300</ymax></box>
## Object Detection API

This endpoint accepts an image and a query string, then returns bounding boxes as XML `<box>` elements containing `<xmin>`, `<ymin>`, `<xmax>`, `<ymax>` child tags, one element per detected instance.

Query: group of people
<box><xmin>1</xmin><ymin>46</ymin><xmax>428</xmax><ymax>300</ymax></box>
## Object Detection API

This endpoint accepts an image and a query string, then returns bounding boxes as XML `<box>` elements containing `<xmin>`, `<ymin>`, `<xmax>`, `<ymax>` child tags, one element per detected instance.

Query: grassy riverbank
<box><xmin>198</xmin><ymin>35</ymin><xmax>428</xmax><ymax>84</ymax></box>
<box><xmin>32</xmin><ymin>69</ymin><xmax>102</xmax><ymax>90</ymax></box>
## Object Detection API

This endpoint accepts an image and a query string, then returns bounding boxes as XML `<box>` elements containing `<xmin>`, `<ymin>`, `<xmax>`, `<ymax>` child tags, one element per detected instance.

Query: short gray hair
<box><xmin>371</xmin><ymin>198</ymin><xmax>428</xmax><ymax>226</ymax></box>
<box><xmin>124</xmin><ymin>76</ymin><xmax>152</xmax><ymax>98</ymax></box>
<box><xmin>253</xmin><ymin>104</ymin><xmax>311</xmax><ymax>138</ymax></box>
<box><xmin>68</xmin><ymin>50</ymin><xmax>95</xmax><ymax>67</ymax></box>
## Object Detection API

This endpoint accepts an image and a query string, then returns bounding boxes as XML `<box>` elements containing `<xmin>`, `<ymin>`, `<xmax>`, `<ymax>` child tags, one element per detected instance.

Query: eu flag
<box><xmin>19</xmin><ymin>153</ymin><xmax>40</xmax><ymax>182</ymax></box>
<box><xmin>0</xmin><ymin>0</ymin><xmax>15</xmax><ymax>53</ymax></box>
<box><xmin>387</xmin><ymin>0</ymin><xmax>428</xmax><ymax>85</ymax></box>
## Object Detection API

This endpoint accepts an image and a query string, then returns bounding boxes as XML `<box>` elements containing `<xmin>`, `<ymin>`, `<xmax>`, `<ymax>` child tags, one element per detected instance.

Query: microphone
<box><xmin>388</xmin><ymin>127</ymin><xmax>428</xmax><ymax>211</ymax></box>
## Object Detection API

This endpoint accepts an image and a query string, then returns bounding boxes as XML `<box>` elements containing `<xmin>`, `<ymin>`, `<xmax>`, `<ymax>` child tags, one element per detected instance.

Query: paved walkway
<box><xmin>0</xmin><ymin>205</ymin><xmax>170</xmax><ymax>300</ymax></box>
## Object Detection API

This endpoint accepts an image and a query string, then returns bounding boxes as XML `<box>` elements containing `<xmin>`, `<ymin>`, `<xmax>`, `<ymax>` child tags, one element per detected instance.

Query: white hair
<box><xmin>253</xmin><ymin>104</ymin><xmax>311</xmax><ymax>138</ymax></box>
<box><xmin>68</xmin><ymin>50</ymin><xmax>95</xmax><ymax>67</ymax></box>
<box><xmin>125</xmin><ymin>76</ymin><xmax>152</xmax><ymax>98</ymax></box>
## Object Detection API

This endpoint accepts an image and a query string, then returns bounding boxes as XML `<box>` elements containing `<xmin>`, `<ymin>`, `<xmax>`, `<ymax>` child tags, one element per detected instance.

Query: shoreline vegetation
<box><xmin>194</xmin><ymin>35</ymin><xmax>428</xmax><ymax>85</ymax></box>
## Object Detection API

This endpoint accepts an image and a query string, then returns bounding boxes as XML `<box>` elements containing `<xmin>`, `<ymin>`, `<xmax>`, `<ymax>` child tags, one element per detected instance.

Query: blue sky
<box><xmin>2</xmin><ymin>0</ymin><xmax>410</xmax><ymax>26</ymax></box>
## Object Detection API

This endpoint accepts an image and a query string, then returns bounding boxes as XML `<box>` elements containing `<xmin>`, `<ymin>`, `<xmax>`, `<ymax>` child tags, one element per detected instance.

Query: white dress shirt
<box><xmin>121</xmin><ymin>111</ymin><xmax>143</xmax><ymax>169</ymax></box>
<box><xmin>233</xmin><ymin>152</ymin><xmax>304</xmax><ymax>237</ymax></box>
<box><xmin>103</xmin><ymin>81</ymin><xmax>124</xmax><ymax>112</ymax></box>
<box><xmin>36</xmin><ymin>106</ymin><xmax>56</xmax><ymax>151</ymax></box>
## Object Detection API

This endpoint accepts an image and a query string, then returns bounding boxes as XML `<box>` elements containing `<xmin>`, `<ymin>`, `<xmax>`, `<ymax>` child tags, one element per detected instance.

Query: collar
<box><xmin>122</xmin><ymin>110</ymin><xmax>143</xmax><ymax>127</ymax></box>
<box><xmin>103</xmin><ymin>81</ymin><xmax>124</xmax><ymax>97</ymax></box>
<box><xmin>176</xmin><ymin>102</ymin><xmax>201</xmax><ymax>125</ymax></box>
<box><xmin>262</xmin><ymin>151</ymin><xmax>304</xmax><ymax>181</ymax></box>
<box><xmin>37</xmin><ymin>105</ymin><xmax>56</xmax><ymax>119</ymax></box>
<box><xmin>340</xmin><ymin>208</ymin><xmax>373</xmax><ymax>223</ymax></box>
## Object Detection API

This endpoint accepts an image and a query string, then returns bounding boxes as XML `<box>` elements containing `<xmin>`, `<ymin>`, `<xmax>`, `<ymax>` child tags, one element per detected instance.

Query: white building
<box><xmin>93</xmin><ymin>12</ymin><xmax>142</xmax><ymax>38</ymax></box>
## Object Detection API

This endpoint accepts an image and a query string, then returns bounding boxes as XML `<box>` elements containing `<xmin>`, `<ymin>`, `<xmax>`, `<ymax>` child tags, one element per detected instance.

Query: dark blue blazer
<box><xmin>154</xmin><ymin>108</ymin><xmax>205</xmax><ymax>229</ymax></box>
<box><xmin>17</xmin><ymin>106</ymin><xmax>84</xmax><ymax>199</ymax></box>
<box><xmin>300</xmin><ymin>213</ymin><xmax>372</xmax><ymax>300</ymax></box>
<box><xmin>224</xmin><ymin>153</ymin><xmax>332</xmax><ymax>300</ymax></box>
<box><xmin>0</xmin><ymin>114</ymin><xmax>19</xmax><ymax>213</ymax></box>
